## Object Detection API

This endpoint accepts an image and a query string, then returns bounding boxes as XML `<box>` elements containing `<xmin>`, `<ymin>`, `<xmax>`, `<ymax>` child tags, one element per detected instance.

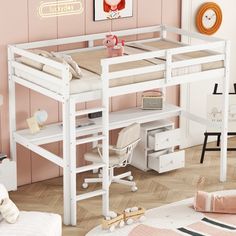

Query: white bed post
<box><xmin>8</xmin><ymin>46</ymin><xmax>17</xmax><ymax>190</ymax></box>
<box><xmin>220</xmin><ymin>40</ymin><xmax>231</xmax><ymax>182</ymax></box>
<box><xmin>101</xmin><ymin>60</ymin><xmax>110</xmax><ymax>217</ymax></box>
<box><xmin>161</xmin><ymin>25</ymin><xmax>167</xmax><ymax>40</ymax></box>
<box><xmin>62</xmin><ymin>65</ymin><xmax>72</xmax><ymax>225</ymax></box>
<box><xmin>8</xmin><ymin>47</ymin><xmax>17</xmax><ymax>161</ymax></box>
<box><xmin>69</xmin><ymin>98</ymin><xmax>77</xmax><ymax>226</ymax></box>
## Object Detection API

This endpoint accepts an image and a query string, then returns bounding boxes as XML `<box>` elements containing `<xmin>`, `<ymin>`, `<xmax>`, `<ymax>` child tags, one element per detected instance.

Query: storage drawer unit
<box><xmin>148</xmin><ymin>128</ymin><xmax>181</xmax><ymax>151</ymax></box>
<box><xmin>131</xmin><ymin>119</ymin><xmax>185</xmax><ymax>173</ymax></box>
<box><xmin>148</xmin><ymin>150</ymin><xmax>185</xmax><ymax>173</ymax></box>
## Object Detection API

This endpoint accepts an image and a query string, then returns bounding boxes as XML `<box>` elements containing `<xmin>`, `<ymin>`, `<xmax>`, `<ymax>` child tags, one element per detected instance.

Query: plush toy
<box><xmin>103</xmin><ymin>34</ymin><xmax>125</xmax><ymax>57</ymax></box>
<box><xmin>102</xmin><ymin>207</ymin><xmax>145</xmax><ymax>232</ymax></box>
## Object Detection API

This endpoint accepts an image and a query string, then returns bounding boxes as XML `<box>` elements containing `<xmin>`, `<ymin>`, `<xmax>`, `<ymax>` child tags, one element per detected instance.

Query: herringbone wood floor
<box><xmin>10</xmin><ymin>140</ymin><xmax>236</xmax><ymax>236</ymax></box>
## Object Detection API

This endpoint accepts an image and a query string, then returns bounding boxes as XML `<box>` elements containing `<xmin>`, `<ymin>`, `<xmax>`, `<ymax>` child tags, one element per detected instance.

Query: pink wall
<box><xmin>0</xmin><ymin>0</ymin><xmax>181</xmax><ymax>186</ymax></box>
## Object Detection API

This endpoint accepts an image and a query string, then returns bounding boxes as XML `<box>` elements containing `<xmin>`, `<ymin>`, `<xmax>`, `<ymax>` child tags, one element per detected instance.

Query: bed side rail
<box><xmin>165</xmin><ymin>25</ymin><xmax>223</xmax><ymax>42</ymax></box>
<box><xmin>8</xmin><ymin>45</ymin><xmax>71</xmax><ymax>98</ymax></box>
<box><xmin>15</xmin><ymin>25</ymin><xmax>162</xmax><ymax>50</ymax></box>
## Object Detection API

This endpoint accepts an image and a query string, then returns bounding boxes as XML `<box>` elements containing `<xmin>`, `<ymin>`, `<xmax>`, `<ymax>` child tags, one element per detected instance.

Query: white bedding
<box><xmin>0</xmin><ymin>211</ymin><xmax>62</xmax><ymax>236</ymax></box>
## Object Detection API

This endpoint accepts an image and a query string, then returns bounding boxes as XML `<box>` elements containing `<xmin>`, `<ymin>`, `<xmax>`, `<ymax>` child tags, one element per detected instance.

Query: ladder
<box><xmin>69</xmin><ymin>100</ymin><xmax>110</xmax><ymax>225</ymax></box>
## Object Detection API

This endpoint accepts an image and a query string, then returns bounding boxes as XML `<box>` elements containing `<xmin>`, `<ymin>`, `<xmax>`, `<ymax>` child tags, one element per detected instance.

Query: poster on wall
<box><xmin>93</xmin><ymin>0</ymin><xmax>133</xmax><ymax>21</ymax></box>
<box><xmin>207</xmin><ymin>95</ymin><xmax>236</xmax><ymax>132</ymax></box>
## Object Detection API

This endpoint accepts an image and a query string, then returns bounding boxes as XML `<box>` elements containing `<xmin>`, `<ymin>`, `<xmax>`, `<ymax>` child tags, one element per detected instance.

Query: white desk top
<box><xmin>15</xmin><ymin>104</ymin><xmax>182</xmax><ymax>146</ymax></box>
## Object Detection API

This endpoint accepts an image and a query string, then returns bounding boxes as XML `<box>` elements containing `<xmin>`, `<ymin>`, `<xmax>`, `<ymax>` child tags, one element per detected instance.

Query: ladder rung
<box><xmin>77</xmin><ymin>135</ymin><xmax>105</xmax><ymax>145</ymax></box>
<box><xmin>76</xmin><ymin>190</ymin><xmax>106</xmax><ymax>201</ymax></box>
<box><xmin>77</xmin><ymin>124</ymin><xmax>102</xmax><ymax>136</ymax></box>
<box><xmin>75</xmin><ymin>107</ymin><xmax>105</xmax><ymax>117</ymax></box>
<box><xmin>76</xmin><ymin>163</ymin><xmax>105</xmax><ymax>174</ymax></box>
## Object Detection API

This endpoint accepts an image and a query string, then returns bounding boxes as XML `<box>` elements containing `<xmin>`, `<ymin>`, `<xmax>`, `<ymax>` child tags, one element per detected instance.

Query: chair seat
<box><xmin>84</xmin><ymin>148</ymin><xmax>126</xmax><ymax>167</ymax></box>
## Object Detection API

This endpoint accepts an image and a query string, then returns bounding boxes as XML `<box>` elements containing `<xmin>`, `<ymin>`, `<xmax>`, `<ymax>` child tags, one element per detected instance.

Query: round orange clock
<box><xmin>196</xmin><ymin>2</ymin><xmax>222</xmax><ymax>35</ymax></box>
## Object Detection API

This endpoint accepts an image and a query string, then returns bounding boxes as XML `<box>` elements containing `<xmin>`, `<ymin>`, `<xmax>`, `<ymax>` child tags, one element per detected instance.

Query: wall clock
<box><xmin>196</xmin><ymin>2</ymin><xmax>222</xmax><ymax>35</ymax></box>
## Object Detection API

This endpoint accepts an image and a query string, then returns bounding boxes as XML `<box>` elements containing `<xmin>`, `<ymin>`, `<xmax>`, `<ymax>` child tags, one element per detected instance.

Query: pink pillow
<box><xmin>194</xmin><ymin>191</ymin><xmax>236</xmax><ymax>214</ymax></box>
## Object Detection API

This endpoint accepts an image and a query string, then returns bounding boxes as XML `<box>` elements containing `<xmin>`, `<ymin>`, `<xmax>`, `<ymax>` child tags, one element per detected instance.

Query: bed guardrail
<box><xmin>101</xmin><ymin>39</ymin><xmax>226</xmax><ymax>88</ymax></box>
<box><xmin>8</xmin><ymin>45</ymin><xmax>71</xmax><ymax>100</ymax></box>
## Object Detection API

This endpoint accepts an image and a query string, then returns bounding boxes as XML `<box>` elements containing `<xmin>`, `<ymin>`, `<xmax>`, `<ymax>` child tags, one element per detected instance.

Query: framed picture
<box><xmin>93</xmin><ymin>0</ymin><xmax>133</xmax><ymax>21</ymax></box>
<box><xmin>207</xmin><ymin>95</ymin><xmax>236</xmax><ymax>132</ymax></box>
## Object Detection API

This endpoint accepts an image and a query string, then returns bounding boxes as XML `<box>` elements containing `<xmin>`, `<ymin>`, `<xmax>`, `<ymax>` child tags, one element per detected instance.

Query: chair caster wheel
<box><xmin>82</xmin><ymin>183</ymin><xmax>88</xmax><ymax>189</ymax></box>
<box><xmin>128</xmin><ymin>176</ymin><xmax>133</xmax><ymax>181</ymax></box>
<box><xmin>131</xmin><ymin>186</ymin><xmax>138</xmax><ymax>192</ymax></box>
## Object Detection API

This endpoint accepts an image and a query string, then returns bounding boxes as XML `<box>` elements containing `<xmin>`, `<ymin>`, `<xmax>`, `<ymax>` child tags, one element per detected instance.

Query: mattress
<box><xmin>0</xmin><ymin>211</ymin><xmax>62</xmax><ymax>236</ymax></box>
<box><xmin>14</xmin><ymin>39</ymin><xmax>224</xmax><ymax>94</ymax></box>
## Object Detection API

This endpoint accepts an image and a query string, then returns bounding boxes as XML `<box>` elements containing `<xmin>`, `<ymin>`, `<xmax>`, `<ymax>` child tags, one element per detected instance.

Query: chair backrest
<box><xmin>115</xmin><ymin>123</ymin><xmax>140</xmax><ymax>166</ymax></box>
<box><xmin>116</xmin><ymin>123</ymin><xmax>140</xmax><ymax>149</ymax></box>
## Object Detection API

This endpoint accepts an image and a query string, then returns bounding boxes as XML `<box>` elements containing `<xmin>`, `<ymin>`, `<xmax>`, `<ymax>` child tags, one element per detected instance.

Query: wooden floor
<box><xmin>10</xmin><ymin>140</ymin><xmax>236</xmax><ymax>236</ymax></box>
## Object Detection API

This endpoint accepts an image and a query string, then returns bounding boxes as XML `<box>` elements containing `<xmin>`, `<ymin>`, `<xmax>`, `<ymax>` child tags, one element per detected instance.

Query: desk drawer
<box><xmin>148</xmin><ymin>128</ymin><xmax>181</xmax><ymax>151</ymax></box>
<box><xmin>148</xmin><ymin>150</ymin><xmax>185</xmax><ymax>173</ymax></box>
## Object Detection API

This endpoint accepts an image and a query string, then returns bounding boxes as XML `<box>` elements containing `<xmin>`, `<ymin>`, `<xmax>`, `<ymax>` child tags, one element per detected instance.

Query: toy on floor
<box><xmin>102</xmin><ymin>207</ymin><xmax>146</xmax><ymax>232</ymax></box>
<box><xmin>103</xmin><ymin>34</ymin><xmax>125</xmax><ymax>57</ymax></box>
<box><xmin>102</xmin><ymin>212</ymin><xmax>124</xmax><ymax>232</ymax></box>
<box><xmin>124</xmin><ymin>207</ymin><xmax>146</xmax><ymax>225</ymax></box>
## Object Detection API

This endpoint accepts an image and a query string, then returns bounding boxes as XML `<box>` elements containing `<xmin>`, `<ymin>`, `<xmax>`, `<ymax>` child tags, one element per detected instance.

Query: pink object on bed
<box><xmin>194</xmin><ymin>191</ymin><xmax>236</xmax><ymax>214</ymax></box>
<box><xmin>103</xmin><ymin>34</ymin><xmax>125</xmax><ymax>58</ymax></box>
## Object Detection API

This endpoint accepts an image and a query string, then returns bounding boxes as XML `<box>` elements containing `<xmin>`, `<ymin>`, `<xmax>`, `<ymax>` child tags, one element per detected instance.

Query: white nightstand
<box><xmin>131</xmin><ymin>120</ymin><xmax>185</xmax><ymax>173</ymax></box>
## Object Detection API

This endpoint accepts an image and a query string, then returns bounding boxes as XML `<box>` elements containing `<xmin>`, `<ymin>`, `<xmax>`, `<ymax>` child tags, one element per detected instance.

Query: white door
<box><xmin>181</xmin><ymin>0</ymin><xmax>236</xmax><ymax>148</ymax></box>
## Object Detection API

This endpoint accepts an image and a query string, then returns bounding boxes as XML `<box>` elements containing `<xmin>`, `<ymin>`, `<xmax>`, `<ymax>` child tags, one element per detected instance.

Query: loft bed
<box><xmin>8</xmin><ymin>25</ymin><xmax>230</xmax><ymax>226</ymax></box>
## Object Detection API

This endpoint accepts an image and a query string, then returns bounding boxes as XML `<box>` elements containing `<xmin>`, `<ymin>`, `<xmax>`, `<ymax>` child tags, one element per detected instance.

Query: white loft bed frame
<box><xmin>8</xmin><ymin>25</ymin><xmax>230</xmax><ymax>226</ymax></box>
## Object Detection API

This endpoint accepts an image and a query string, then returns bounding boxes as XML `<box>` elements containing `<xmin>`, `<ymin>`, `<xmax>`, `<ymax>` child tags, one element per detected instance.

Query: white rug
<box><xmin>86</xmin><ymin>190</ymin><xmax>236</xmax><ymax>236</ymax></box>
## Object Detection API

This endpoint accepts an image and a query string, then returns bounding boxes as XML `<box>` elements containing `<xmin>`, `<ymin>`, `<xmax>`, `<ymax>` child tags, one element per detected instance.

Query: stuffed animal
<box><xmin>103</xmin><ymin>34</ymin><xmax>125</xmax><ymax>57</ymax></box>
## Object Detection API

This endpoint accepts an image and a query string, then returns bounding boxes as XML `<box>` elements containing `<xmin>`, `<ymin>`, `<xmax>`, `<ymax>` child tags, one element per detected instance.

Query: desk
<box><xmin>14</xmin><ymin>104</ymin><xmax>182</xmax><ymax>146</ymax></box>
